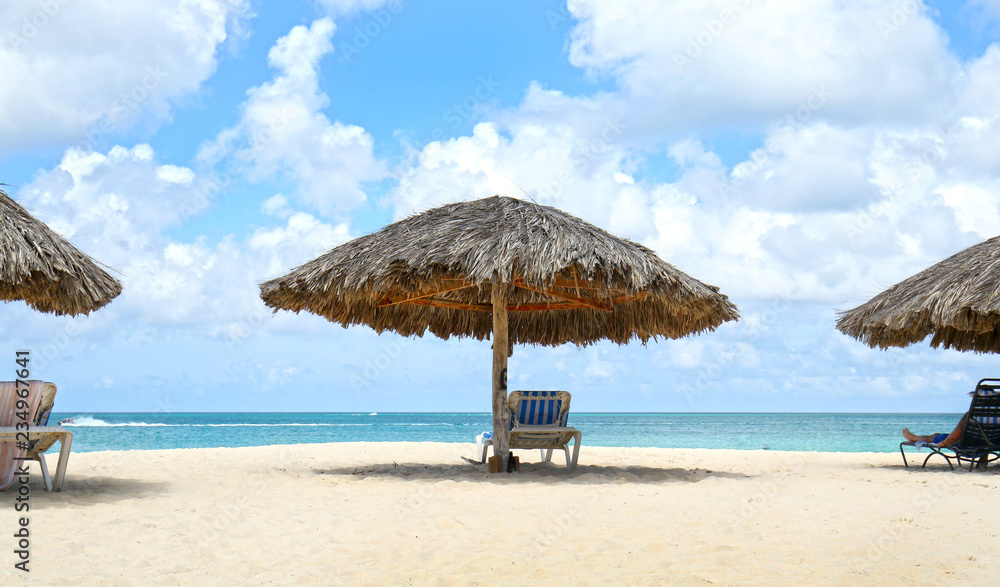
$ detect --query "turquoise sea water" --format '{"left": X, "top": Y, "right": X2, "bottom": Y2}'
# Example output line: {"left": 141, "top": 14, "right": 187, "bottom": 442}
{"left": 49, "top": 412, "right": 964, "bottom": 454}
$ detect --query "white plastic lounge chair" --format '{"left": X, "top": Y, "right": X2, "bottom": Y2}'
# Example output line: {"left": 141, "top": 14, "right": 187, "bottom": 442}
{"left": 0, "top": 381, "right": 73, "bottom": 491}
{"left": 478, "top": 390, "right": 582, "bottom": 470}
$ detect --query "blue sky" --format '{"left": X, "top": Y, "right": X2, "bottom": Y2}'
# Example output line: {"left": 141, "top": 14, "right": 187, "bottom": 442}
{"left": 3, "top": 0, "right": 1000, "bottom": 413}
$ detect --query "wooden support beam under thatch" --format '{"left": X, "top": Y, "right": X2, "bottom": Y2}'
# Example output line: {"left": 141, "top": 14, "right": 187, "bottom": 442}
{"left": 512, "top": 281, "right": 613, "bottom": 312}
{"left": 404, "top": 298, "right": 612, "bottom": 312}
{"left": 491, "top": 285, "right": 510, "bottom": 471}
{"left": 377, "top": 280, "right": 477, "bottom": 307}
{"left": 611, "top": 292, "right": 650, "bottom": 305}
{"left": 516, "top": 277, "right": 622, "bottom": 291}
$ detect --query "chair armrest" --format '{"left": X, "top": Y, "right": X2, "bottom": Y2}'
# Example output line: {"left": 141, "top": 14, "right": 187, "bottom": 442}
{"left": 511, "top": 426, "right": 579, "bottom": 432}
{"left": 0, "top": 425, "right": 71, "bottom": 437}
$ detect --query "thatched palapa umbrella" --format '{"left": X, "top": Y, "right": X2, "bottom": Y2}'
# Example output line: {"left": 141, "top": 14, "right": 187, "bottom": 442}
{"left": 837, "top": 235, "right": 1000, "bottom": 352}
{"left": 1, "top": 189, "right": 121, "bottom": 315}
{"left": 261, "top": 196, "right": 739, "bottom": 469}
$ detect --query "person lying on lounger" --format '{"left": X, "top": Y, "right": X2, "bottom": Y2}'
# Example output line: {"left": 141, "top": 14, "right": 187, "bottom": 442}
{"left": 902, "top": 412, "right": 969, "bottom": 446}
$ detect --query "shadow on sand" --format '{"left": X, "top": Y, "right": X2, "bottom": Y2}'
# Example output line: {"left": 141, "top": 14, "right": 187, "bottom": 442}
{"left": 313, "top": 460, "right": 752, "bottom": 484}
{"left": 15, "top": 475, "right": 171, "bottom": 509}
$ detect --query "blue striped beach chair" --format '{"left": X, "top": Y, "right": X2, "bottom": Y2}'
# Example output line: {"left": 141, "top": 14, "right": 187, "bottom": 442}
{"left": 900, "top": 378, "right": 1000, "bottom": 471}
{"left": 477, "top": 390, "right": 582, "bottom": 470}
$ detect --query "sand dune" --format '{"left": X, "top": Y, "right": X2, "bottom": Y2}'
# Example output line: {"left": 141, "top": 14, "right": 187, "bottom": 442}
{"left": 2, "top": 442, "right": 998, "bottom": 585}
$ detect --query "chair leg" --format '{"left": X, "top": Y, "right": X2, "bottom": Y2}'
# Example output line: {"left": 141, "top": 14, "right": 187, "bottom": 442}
{"left": 542, "top": 449, "right": 553, "bottom": 462}
{"left": 52, "top": 431, "right": 72, "bottom": 491}
{"left": 35, "top": 454, "right": 52, "bottom": 492}
{"left": 569, "top": 432, "right": 581, "bottom": 471}
{"left": 899, "top": 443, "right": 909, "bottom": 468}
{"left": 481, "top": 442, "right": 491, "bottom": 464}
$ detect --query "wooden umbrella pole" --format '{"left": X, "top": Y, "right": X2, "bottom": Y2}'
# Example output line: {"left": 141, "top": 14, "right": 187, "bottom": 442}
{"left": 491, "top": 284, "right": 510, "bottom": 472}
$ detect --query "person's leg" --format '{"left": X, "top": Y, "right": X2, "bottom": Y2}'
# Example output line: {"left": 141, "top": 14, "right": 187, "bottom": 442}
{"left": 937, "top": 412, "right": 969, "bottom": 446}
{"left": 902, "top": 428, "right": 941, "bottom": 442}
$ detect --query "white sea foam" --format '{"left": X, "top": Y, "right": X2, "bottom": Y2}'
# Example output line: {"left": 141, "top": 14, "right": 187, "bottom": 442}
{"left": 202, "top": 423, "right": 374, "bottom": 427}
{"left": 62, "top": 416, "right": 168, "bottom": 427}
{"left": 388, "top": 423, "right": 455, "bottom": 426}
{"left": 60, "top": 417, "right": 374, "bottom": 428}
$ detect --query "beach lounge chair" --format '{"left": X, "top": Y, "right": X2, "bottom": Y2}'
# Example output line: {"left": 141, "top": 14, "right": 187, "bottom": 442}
{"left": 900, "top": 378, "right": 1000, "bottom": 471}
{"left": 0, "top": 381, "right": 73, "bottom": 491}
{"left": 478, "top": 390, "right": 582, "bottom": 470}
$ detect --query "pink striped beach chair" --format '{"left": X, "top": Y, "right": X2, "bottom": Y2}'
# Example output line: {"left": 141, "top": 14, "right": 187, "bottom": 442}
{"left": 0, "top": 381, "right": 73, "bottom": 491}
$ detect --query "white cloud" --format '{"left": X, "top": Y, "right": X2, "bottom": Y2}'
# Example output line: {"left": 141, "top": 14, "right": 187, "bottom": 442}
{"left": 13, "top": 142, "right": 350, "bottom": 338}
{"left": 390, "top": 95, "right": 1000, "bottom": 304}
{"left": 313, "top": 0, "right": 398, "bottom": 16}
{"left": 0, "top": 0, "right": 251, "bottom": 155}
{"left": 390, "top": 119, "right": 656, "bottom": 239}
{"left": 250, "top": 210, "right": 352, "bottom": 278}
{"left": 198, "top": 18, "right": 385, "bottom": 217}
{"left": 583, "top": 349, "right": 615, "bottom": 379}
{"left": 968, "top": 0, "right": 1000, "bottom": 23}
{"left": 938, "top": 183, "right": 1000, "bottom": 237}
{"left": 563, "top": 0, "right": 958, "bottom": 134}
{"left": 733, "top": 124, "right": 879, "bottom": 212}
{"left": 376, "top": 2, "right": 1000, "bottom": 311}
{"left": 261, "top": 194, "right": 293, "bottom": 218}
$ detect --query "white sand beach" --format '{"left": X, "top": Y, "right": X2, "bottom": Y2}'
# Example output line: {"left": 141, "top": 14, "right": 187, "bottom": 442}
{"left": 2, "top": 443, "right": 998, "bottom": 585}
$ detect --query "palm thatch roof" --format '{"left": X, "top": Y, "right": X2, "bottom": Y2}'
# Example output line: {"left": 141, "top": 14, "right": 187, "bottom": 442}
{"left": 837, "top": 234, "right": 1000, "bottom": 352}
{"left": 260, "top": 196, "right": 739, "bottom": 346}
{"left": 1, "top": 189, "right": 122, "bottom": 316}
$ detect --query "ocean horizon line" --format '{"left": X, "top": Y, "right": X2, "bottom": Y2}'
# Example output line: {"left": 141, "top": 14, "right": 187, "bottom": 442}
{"left": 48, "top": 412, "right": 957, "bottom": 454}
{"left": 51, "top": 410, "right": 965, "bottom": 415}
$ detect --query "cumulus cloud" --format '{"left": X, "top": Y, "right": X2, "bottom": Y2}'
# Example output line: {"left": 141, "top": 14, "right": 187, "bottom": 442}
{"left": 968, "top": 0, "right": 1000, "bottom": 24}
{"left": 198, "top": 18, "right": 385, "bottom": 217}
{"left": 313, "top": 0, "right": 398, "bottom": 16}
{"left": 385, "top": 0, "right": 1000, "bottom": 309}
{"left": 641, "top": 118, "right": 1000, "bottom": 301}
{"left": 389, "top": 110, "right": 1000, "bottom": 304}
{"left": 13, "top": 142, "right": 351, "bottom": 339}
{"left": 0, "top": 0, "right": 251, "bottom": 155}
{"left": 562, "top": 0, "right": 958, "bottom": 135}
{"left": 390, "top": 119, "right": 655, "bottom": 239}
